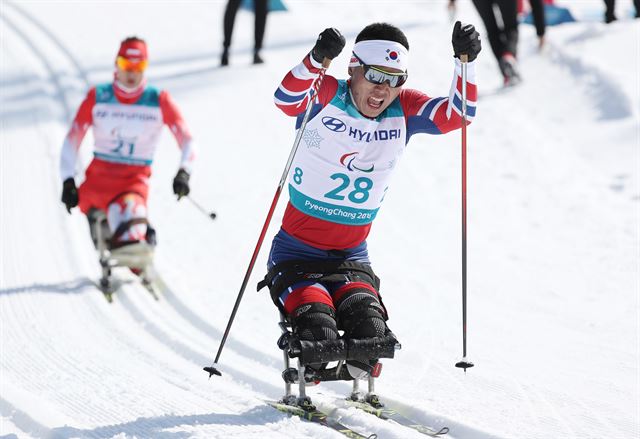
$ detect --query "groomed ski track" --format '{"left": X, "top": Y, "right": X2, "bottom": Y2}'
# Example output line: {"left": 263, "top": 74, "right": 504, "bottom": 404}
{"left": 1, "top": 1, "right": 637, "bottom": 438}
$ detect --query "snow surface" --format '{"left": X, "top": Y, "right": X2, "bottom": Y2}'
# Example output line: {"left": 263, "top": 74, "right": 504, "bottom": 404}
{"left": 1, "top": 0, "right": 638, "bottom": 438}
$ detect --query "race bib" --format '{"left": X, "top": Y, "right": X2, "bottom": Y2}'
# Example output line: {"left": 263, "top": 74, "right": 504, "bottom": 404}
{"left": 288, "top": 81, "right": 406, "bottom": 225}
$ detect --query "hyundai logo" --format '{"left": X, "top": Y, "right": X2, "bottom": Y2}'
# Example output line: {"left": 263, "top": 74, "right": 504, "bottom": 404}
{"left": 322, "top": 116, "right": 346, "bottom": 132}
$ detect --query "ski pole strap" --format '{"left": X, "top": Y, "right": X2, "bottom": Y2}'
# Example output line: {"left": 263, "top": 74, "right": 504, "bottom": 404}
{"left": 257, "top": 259, "right": 381, "bottom": 313}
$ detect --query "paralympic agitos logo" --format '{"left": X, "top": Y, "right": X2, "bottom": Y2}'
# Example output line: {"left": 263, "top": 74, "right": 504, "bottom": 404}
{"left": 340, "top": 152, "right": 374, "bottom": 173}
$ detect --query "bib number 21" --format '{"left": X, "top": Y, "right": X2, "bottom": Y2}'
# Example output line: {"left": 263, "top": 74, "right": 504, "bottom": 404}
{"left": 324, "top": 173, "right": 373, "bottom": 204}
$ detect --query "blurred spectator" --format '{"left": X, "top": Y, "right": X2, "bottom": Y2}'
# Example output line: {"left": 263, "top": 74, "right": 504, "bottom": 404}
{"left": 520, "top": 0, "right": 547, "bottom": 49}
{"left": 449, "top": 0, "right": 523, "bottom": 86}
{"left": 221, "top": 0, "right": 268, "bottom": 66}
{"left": 603, "top": 0, "right": 640, "bottom": 23}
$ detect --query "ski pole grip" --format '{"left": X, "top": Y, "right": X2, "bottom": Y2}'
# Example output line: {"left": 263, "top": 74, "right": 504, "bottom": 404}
{"left": 460, "top": 54, "right": 469, "bottom": 63}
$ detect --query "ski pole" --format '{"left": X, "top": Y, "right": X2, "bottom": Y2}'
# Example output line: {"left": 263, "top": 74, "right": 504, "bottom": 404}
{"left": 186, "top": 195, "right": 217, "bottom": 220}
{"left": 455, "top": 53, "right": 474, "bottom": 372}
{"left": 204, "top": 58, "right": 332, "bottom": 378}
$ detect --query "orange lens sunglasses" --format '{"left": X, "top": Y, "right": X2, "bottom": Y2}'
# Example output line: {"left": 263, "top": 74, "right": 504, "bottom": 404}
{"left": 116, "top": 56, "right": 148, "bottom": 72}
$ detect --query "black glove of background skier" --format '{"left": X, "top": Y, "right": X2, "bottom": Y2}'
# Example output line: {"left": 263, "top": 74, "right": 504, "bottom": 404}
{"left": 61, "top": 178, "right": 78, "bottom": 213}
{"left": 172, "top": 169, "right": 190, "bottom": 200}
{"left": 311, "top": 28, "right": 346, "bottom": 64}
{"left": 452, "top": 21, "right": 481, "bottom": 62}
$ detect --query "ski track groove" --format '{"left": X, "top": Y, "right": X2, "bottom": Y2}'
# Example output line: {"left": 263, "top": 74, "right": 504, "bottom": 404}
{"left": 0, "top": 247, "right": 218, "bottom": 427}
{"left": 1, "top": 0, "right": 90, "bottom": 275}
{"left": 3, "top": 312, "right": 122, "bottom": 426}
{"left": 540, "top": 380, "right": 619, "bottom": 439}
{"left": 545, "top": 33, "right": 632, "bottom": 121}
{"left": 526, "top": 382, "right": 579, "bottom": 439}
{"left": 4, "top": 0, "right": 91, "bottom": 89}
{"left": 119, "top": 282, "right": 215, "bottom": 354}
{"left": 0, "top": 7, "right": 72, "bottom": 121}
{"left": 89, "top": 293, "right": 240, "bottom": 412}
{"left": 508, "top": 377, "right": 545, "bottom": 436}
{"left": 155, "top": 276, "right": 282, "bottom": 369}
{"left": 3, "top": 223, "right": 234, "bottom": 430}
{"left": 2, "top": 296, "right": 190, "bottom": 426}
{"left": 136, "top": 276, "right": 315, "bottom": 386}
{"left": 118, "top": 277, "right": 240, "bottom": 369}
{"left": 114, "top": 283, "right": 287, "bottom": 399}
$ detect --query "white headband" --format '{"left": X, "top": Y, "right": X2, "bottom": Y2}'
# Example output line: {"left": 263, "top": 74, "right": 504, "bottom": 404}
{"left": 349, "top": 40, "right": 409, "bottom": 72}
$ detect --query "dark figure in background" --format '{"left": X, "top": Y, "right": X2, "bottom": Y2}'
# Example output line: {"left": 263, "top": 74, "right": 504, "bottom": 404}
{"left": 473, "top": 0, "right": 521, "bottom": 85}
{"left": 604, "top": 0, "right": 640, "bottom": 23}
{"left": 221, "top": 0, "right": 268, "bottom": 66}
{"left": 449, "top": 0, "right": 523, "bottom": 86}
{"left": 526, "top": 0, "right": 547, "bottom": 49}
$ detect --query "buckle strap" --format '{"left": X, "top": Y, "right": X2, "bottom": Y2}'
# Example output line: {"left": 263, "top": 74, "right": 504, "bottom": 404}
{"left": 258, "top": 259, "right": 381, "bottom": 314}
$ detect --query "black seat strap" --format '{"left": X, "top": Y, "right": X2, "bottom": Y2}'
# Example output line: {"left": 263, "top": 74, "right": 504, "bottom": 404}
{"left": 258, "top": 259, "right": 381, "bottom": 313}
{"left": 110, "top": 218, "right": 148, "bottom": 248}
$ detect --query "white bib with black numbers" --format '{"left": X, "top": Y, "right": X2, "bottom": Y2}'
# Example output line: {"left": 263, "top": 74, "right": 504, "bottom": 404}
{"left": 288, "top": 80, "right": 406, "bottom": 226}
{"left": 91, "top": 84, "right": 164, "bottom": 166}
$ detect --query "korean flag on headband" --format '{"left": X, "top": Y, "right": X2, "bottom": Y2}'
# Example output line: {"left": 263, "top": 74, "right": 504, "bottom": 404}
{"left": 241, "top": 0, "right": 288, "bottom": 12}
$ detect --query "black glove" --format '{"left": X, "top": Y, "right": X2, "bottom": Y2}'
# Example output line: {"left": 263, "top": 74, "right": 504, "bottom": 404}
{"left": 172, "top": 169, "right": 190, "bottom": 200}
{"left": 452, "top": 21, "right": 481, "bottom": 62}
{"left": 311, "top": 28, "right": 346, "bottom": 64}
{"left": 61, "top": 178, "right": 78, "bottom": 213}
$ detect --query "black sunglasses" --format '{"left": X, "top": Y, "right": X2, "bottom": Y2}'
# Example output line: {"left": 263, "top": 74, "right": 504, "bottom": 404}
{"left": 352, "top": 53, "right": 408, "bottom": 88}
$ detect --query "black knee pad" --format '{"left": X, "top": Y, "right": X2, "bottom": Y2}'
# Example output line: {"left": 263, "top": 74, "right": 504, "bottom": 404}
{"left": 335, "top": 287, "right": 388, "bottom": 339}
{"left": 291, "top": 302, "right": 339, "bottom": 342}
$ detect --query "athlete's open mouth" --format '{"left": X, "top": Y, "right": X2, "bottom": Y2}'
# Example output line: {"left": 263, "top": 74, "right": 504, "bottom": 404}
{"left": 368, "top": 96, "right": 384, "bottom": 110}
